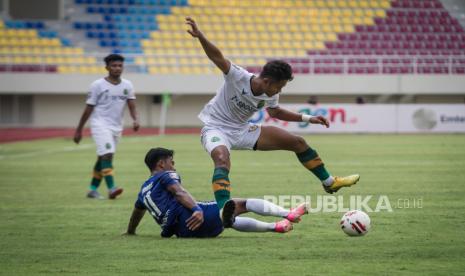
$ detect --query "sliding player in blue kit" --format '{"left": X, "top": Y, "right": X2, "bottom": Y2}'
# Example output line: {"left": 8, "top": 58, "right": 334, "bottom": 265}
{"left": 125, "top": 148, "right": 309, "bottom": 238}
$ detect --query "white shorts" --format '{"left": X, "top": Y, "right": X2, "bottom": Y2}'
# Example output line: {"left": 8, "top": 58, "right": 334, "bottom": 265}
{"left": 91, "top": 127, "right": 121, "bottom": 156}
{"left": 200, "top": 124, "right": 262, "bottom": 154}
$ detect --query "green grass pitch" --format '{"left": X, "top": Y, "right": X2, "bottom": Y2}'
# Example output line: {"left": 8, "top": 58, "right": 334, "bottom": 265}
{"left": 1, "top": 134, "right": 465, "bottom": 275}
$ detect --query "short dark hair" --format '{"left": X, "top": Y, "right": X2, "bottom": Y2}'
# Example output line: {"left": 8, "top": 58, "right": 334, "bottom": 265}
{"left": 259, "top": 60, "right": 294, "bottom": 82}
{"left": 144, "top": 147, "right": 174, "bottom": 171}
{"left": 104, "top": 54, "right": 125, "bottom": 66}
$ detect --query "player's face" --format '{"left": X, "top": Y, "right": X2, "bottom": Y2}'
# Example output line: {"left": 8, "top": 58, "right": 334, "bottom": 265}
{"left": 106, "top": 60, "right": 123, "bottom": 78}
{"left": 263, "top": 79, "right": 288, "bottom": 97}
{"left": 162, "top": 156, "right": 176, "bottom": 171}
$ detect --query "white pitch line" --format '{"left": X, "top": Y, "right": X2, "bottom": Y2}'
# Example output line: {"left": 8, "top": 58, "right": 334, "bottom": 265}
{"left": 0, "top": 144, "right": 94, "bottom": 160}
{"left": 0, "top": 135, "right": 161, "bottom": 160}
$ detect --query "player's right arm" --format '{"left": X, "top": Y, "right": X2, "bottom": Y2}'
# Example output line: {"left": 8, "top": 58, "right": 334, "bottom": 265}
{"left": 186, "top": 16, "right": 231, "bottom": 74}
{"left": 166, "top": 183, "right": 204, "bottom": 231}
{"left": 73, "top": 104, "right": 94, "bottom": 144}
{"left": 125, "top": 206, "right": 146, "bottom": 235}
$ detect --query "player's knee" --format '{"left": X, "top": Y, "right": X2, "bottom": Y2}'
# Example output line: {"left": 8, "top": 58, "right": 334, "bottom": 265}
{"left": 294, "top": 135, "right": 308, "bottom": 151}
{"left": 213, "top": 153, "right": 230, "bottom": 168}
{"left": 233, "top": 199, "right": 248, "bottom": 215}
{"left": 100, "top": 153, "right": 113, "bottom": 161}
{"left": 212, "top": 148, "right": 230, "bottom": 168}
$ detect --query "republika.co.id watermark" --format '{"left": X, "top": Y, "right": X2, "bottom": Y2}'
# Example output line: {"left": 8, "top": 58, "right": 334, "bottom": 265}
{"left": 263, "top": 195, "right": 423, "bottom": 213}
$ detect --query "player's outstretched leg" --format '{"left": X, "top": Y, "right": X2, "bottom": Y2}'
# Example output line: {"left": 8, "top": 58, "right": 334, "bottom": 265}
{"left": 245, "top": 199, "right": 308, "bottom": 223}
{"left": 231, "top": 217, "right": 293, "bottom": 233}
{"left": 210, "top": 146, "right": 232, "bottom": 209}
{"left": 87, "top": 158, "right": 104, "bottom": 199}
{"left": 296, "top": 147, "right": 360, "bottom": 193}
{"left": 256, "top": 126, "right": 359, "bottom": 194}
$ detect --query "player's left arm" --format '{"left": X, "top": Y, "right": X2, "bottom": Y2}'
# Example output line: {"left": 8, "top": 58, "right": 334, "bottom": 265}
{"left": 166, "top": 183, "right": 204, "bottom": 231}
{"left": 267, "top": 107, "right": 330, "bottom": 128}
{"left": 127, "top": 99, "right": 140, "bottom": 131}
{"left": 125, "top": 206, "right": 146, "bottom": 235}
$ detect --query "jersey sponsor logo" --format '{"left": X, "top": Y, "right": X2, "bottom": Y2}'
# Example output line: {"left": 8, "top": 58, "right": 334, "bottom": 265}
{"left": 230, "top": 95, "right": 256, "bottom": 113}
{"left": 169, "top": 172, "right": 179, "bottom": 180}
{"left": 248, "top": 125, "right": 259, "bottom": 132}
{"left": 211, "top": 136, "right": 221, "bottom": 142}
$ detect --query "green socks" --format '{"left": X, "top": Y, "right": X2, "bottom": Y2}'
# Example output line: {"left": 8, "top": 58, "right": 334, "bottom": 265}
{"left": 90, "top": 160, "right": 102, "bottom": 191}
{"left": 296, "top": 148, "right": 331, "bottom": 182}
{"left": 212, "top": 167, "right": 231, "bottom": 209}
{"left": 101, "top": 159, "right": 115, "bottom": 190}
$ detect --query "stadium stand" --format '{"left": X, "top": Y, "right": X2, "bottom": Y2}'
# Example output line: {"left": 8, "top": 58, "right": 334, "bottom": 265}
{"left": 0, "top": 18, "right": 104, "bottom": 74}
{"left": 1, "top": 0, "right": 464, "bottom": 74}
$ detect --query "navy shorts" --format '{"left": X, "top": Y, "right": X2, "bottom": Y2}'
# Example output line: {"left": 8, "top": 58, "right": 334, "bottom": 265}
{"left": 175, "top": 201, "right": 224, "bottom": 238}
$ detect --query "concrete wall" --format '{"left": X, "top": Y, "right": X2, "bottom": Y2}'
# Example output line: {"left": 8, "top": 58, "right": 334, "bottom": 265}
{"left": 1, "top": 73, "right": 465, "bottom": 95}
{"left": 29, "top": 94, "right": 213, "bottom": 127}
{"left": 13, "top": 93, "right": 462, "bottom": 127}
{"left": 1, "top": 74, "right": 464, "bottom": 127}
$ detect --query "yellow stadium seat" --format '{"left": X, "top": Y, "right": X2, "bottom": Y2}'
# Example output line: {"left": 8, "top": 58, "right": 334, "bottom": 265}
{"left": 314, "top": 41, "right": 325, "bottom": 50}
{"left": 337, "top": 1, "right": 347, "bottom": 8}
{"left": 303, "top": 41, "right": 314, "bottom": 49}
{"left": 364, "top": 18, "right": 374, "bottom": 25}
{"left": 353, "top": 17, "right": 363, "bottom": 25}
{"left": 370, "top": 1, "right": 380, "bottom": 8}
{"left": 315, "top": 33, "right": 326, "bottom": 41}
{"left": 79, "top": 66, "right": 92, "bottom": 74}
{"left": 322, "top": 25, "right": 332, "bottom": 33}
{"left": 326, "top": 33, "right": 338, "bottom": 41}
{"left": 376, "top": 9, "right": 386, "bottom": 18}
{"left": 354, "top": 9, "right": 364, "bottom": 17}
{"left": 365, "top": 10, "right": 375, "bottom": 17}
{"left": 344, "top": 25, "right": 355, "bottom": 33}
{"left": 359, "top": 1, "right": 369, "bottom": 8}
{"left": 343, "top": 9, "right": 353, "bottom": 17}
{"left": 380, "top": 1, "right": 391, "bottom": 9}
{"left": 310, "top": 25, "right": 321, "bottom": 32}
{"left": 58, "top": 65, "right": 70, "bottom": 73}
{"left": 315, "top": 0, "right": 326, "bottom": 8}
{"left": 148, "top": 66, "right": 158, "bottom": 74}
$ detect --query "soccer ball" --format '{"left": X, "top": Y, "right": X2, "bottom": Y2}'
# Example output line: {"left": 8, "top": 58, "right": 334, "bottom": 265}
{"left": 340, "top": 210, "right": 371, "bottom": 236}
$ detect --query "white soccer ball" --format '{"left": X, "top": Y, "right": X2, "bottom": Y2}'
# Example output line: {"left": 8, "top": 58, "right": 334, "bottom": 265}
{"left": 340, "top": 210, "right": 371, "bottom": 236}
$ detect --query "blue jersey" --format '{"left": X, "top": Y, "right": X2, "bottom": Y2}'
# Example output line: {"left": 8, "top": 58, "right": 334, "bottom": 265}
{"left": 135, "top": 171, "right": 223, "bottom": 238}
{"left": 135, "top": 171, "right": 184, "bottom": 236}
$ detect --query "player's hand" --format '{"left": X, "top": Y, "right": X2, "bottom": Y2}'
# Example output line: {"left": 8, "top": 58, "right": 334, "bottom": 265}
{"left": 133, "top": 121, "right": 140, "bottom": 132}
{"left": 186, "top": 17, "right": 202, "bottom": 38}
{"left": 309, "top": 115, "right": 330, "bottom": 128}
{"left": 186, "top": 210, "right": 204, "bottom": 231}
{"left": 73, "top": 130, "right": 82, "bottom": 144}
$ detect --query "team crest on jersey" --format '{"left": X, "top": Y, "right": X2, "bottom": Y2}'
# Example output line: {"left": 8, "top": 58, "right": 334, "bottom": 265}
{"left": 257, "top": 100, "right": 265, "bottom": 109}
{"left": 211, "top": 136, "right": 221, "bottom": 142}
{"left": 248, "top": 125, "right": 259, "bottom": 132}
{"left": 105, "top": 143, "right": 111, "bottom": 149}
{"left": 123, "top": 89, "right": 128, "bottom": 95}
